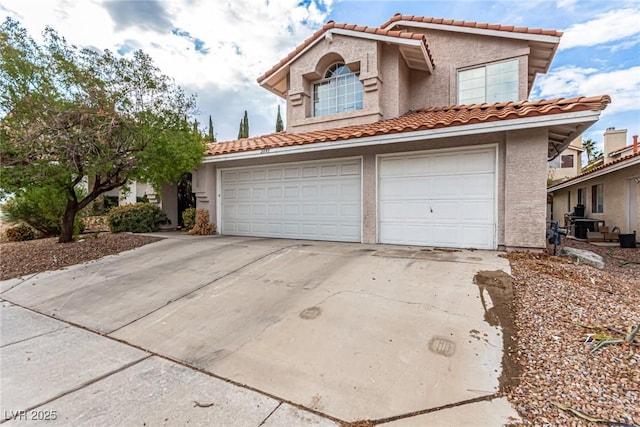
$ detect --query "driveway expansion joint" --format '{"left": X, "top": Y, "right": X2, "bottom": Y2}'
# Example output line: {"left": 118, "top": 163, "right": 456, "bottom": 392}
{"left": 1, "top": 355, "right": 152, "bottom": 423}
{"left": 370, "top": 393, "right": 501, "bottom": 425}
{"left": 0, "top": 325, "right": 69, "bottom": 349}
{"left": 258, "top": 402, "right": 282, "bottom": 426}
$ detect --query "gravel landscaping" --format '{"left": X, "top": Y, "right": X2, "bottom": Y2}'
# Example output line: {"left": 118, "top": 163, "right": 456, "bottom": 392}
{"left": 505, "top": 238, "right": 639, "bottom": 426}
{"left": 0, "top": 233, "right": 163, "bottom": 280}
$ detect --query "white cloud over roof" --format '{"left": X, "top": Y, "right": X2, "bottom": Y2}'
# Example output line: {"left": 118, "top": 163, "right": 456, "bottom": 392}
{"left": 560, "top": 8, "right": 640, "bottom": 50}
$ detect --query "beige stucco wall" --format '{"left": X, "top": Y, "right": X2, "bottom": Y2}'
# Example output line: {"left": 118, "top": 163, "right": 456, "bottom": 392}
{"left": 283, "top": 29, "right": 531, "bottom": 134}
{"left": 193, "top": 164, "right": 217, "bottom": 225}
{"left": 504, "top": 128, "right": 549, "bottom": 249}
{"left": 198, "top": 131, "right": 557, "bottom": 249}
{"left": 551, "top": 164, "right": 640, "bottom": 234}
{"left": 406, "top": 30, "right": 530, "bottom": 109}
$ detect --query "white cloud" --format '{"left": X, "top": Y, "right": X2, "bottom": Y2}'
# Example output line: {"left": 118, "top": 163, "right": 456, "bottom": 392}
{"left": 2, "top": 0, "right": 332, "bottom": 139}
{"left": 556, "top": 0, "right": 577, "bottom": 9}
{"left": 534, "top": 65, "right": 640, "bottom": 116}
{"left": 560, "top": 8, "right": 640, "bottom": 50}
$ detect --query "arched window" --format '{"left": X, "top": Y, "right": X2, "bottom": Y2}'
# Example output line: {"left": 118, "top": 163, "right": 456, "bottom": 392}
{"left": 313, "top": 63, "right": 363, "bottom": 117}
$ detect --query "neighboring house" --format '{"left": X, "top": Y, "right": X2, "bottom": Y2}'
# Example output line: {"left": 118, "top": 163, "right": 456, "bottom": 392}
{"left": 548, "top": 130, "right": 640, "bottom": 237}
{"left": 548, "top": 135, "right": 584, "bottom": 183}
{"left": 170, "top": 14, "right": 609, "bottom": 251}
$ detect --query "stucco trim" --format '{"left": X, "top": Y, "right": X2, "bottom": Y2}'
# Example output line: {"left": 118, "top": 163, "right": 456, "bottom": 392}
{"left": 374, "top": 143, "right": 499, "bottom": 248}
{"left": 385, "top": 20, "right": 561, "bottom": 43}
{"left": 548, "top": 156, "right": 640, "bottom": 192}
{"left": 203, "top": 109, "right": 601, "bottom": 164}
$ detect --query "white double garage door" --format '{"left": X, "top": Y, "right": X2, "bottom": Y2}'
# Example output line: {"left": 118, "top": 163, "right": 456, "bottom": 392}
{"left": 220, "top": 147, "right": 496, "bottom": 249}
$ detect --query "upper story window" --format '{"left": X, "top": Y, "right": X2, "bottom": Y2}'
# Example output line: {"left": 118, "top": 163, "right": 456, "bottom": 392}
{"left": 313, "top": 63, "right": 363, "bottom": 117}
{"left": 549, "top": 154, "right": 574, "bottom": 169}
{"left": 458, "top": 59, "right": 518, "bottom": 105}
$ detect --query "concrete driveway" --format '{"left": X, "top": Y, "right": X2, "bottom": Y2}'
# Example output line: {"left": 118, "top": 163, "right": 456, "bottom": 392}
{"left": 1, "top": 234, "right": 520, "bottom": 425}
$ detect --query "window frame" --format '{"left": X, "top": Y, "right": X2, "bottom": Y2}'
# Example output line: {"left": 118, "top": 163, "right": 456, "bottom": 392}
{"left": 577, "top": 187, "right": 586, "bottom": 206}
{"left": 591, "top": 183, "right": 604, "bottom": 213}
{"left": 312, "top": 63, "right": 364, "bottom": 117}
{"left": 457, "top": 59, "right": 519, "bottom": 105}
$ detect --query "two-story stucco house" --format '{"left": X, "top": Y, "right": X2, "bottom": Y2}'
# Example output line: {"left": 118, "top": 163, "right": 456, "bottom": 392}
{"left": 177, "top": 14, "right": 609, "bottom": 251}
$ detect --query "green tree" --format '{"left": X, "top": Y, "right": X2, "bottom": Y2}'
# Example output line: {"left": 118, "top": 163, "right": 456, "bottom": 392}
{"left": 275, "top": 105, "right": 284, "bottom": 132}
{"left": 0, "top": 18, "right": 204, "bottom": 242}
{"left": 208, "top": 115, "right": 215, "bottom": 142}
{"left": 237, "top": 110, "right": 249, "bottom": 139}
{"left": 582, "top": 138, "right": 597, "bottom": 163}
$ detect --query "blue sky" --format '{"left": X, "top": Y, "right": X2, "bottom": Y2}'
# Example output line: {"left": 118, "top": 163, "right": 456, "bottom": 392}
{"left": 2, "top": 0, "right": 639, "bottom": 151}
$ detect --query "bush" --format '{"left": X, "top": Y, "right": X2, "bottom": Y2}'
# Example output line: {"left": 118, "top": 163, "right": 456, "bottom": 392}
{"left": 107, "top": 203, "right": 169, "bottom": 233}
{"left": 188, "top": 209, "right": 215, "bottom": 235}
{"left": 5, "top": 224, "right": 38, "bottom": 242}
{"left": 182, "top": 207, "right": 196, "bottom": 230}
{"left": 2, "top": 185, "right": 86, "bottom": 237}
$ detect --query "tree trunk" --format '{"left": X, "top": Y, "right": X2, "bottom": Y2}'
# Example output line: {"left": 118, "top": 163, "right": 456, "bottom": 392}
{"left": 58, "top": 201, "right": 79, "bottom": 243}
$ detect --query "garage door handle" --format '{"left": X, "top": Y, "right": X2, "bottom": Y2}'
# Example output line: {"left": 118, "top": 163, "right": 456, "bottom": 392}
{"left": 430, "top": 207, "right": 433, "bottom": 213}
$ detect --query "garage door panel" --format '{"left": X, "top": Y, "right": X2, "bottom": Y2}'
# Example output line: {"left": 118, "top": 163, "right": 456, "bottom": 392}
{"left": 461, "top": 151, "right": 494, "bottom": 171}
{"left": 222, "top": 159, "right": 361, "bottom": 242}
{"left": 267, "top": 169, "right": 282, "bottom": 180}
{"left": 462, "top": 175, "right": 494, "bottom": 195}
{"left": 342, "top": 163, "right": 360, "bottom": 176}
{"left": 462, "top": 225, "right": 494, "bottom": 247}
{"left": 432, "top": 225, "right": 460, "bottom": 245}
{"left": 321, "top": 165, "right": 338, "bottom": 176}
{"left": 461, "top": 201, "right": 494, "bottom": 221}
{"left": 341, "top": 203, "right": 360, "bottom": 217}
{"left": 379, "top": 148, "right": 496, "bottom": 249}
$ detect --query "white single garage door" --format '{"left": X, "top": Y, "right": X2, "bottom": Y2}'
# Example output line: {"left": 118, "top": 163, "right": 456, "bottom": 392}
{"left": 221, "top": 158, "right": 361, "bottom": 242}
{"left": 379, "top": 147, "right": 496, "bottom": 249}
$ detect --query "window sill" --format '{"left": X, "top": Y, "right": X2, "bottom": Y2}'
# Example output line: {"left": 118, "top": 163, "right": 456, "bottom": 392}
{"left": 294, "top": 109, "right": 381, "bottom": 127}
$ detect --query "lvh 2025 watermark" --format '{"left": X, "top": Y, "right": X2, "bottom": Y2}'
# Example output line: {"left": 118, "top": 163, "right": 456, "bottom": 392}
{"left": 3, "top": 410, "right": 58, "bottom": 421}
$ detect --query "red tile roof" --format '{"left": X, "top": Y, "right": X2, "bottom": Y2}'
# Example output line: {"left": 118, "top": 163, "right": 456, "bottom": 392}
{"left": 549, "top": 150, "right": 640, "bottom": 189}
{"left": 381, "top": 13, "right": 563, "bottom": 37}
{"left": 205, "top": 96, "right": 610, "bottom": 157}
{"left": 609, "top": 144, "right": 635, "bottom": 156}
{"left": 257, "top": 21, "right": 434, "bottom": 84}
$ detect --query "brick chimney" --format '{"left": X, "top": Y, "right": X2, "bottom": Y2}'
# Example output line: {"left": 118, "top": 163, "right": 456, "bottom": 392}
{"left": 634, "top": 135, "right": 638, "bottom": 154}
{"left": 603, "top": 127, "right": 628, "bottom": 164}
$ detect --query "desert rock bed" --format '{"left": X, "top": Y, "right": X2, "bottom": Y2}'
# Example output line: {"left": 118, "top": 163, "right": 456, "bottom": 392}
{"left": 505, "top": 239, "right": 639, "bottom": 426}
{"left": 0, "top": 233, "right": 162, "bottom": 280}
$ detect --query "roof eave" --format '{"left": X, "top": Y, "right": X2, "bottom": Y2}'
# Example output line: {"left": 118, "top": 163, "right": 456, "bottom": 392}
{"left": 258, "top": 27, "right": 434, "bottom": 94}
{"left": 384, "top": 20, "right": 562, "bottom": 44}
{"left": 204, "top": 109, "right": 603, "bottom": 164}
{"left": 548, "top": 155, "right": 640, "bottom": 192}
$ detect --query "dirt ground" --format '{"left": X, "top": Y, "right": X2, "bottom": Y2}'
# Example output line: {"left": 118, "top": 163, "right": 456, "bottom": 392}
{"left": 0, "top": 233, "right": 162, "bottom": 280}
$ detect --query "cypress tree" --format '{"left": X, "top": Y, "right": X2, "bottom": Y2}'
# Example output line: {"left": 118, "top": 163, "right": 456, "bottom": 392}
{"left": 275, "top": 105, "right": 284, "bottom": 132}
{"left": 208, "top": 115, "right": 215, "bottom": 142}
{"left": 243, "top": 110, "right": 249, "bottom": 138}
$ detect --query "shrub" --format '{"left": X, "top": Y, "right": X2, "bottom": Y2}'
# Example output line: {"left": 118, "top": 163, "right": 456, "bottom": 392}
{"left": 5, "top": 224, "right": 38, "bottom": 242}
{"left": 2, "top": 185, "right": 86, "bottom": 237}
{"left": 182, "top": 207, "right": 196, "bottom": 230}
{"left": 107, "top": 203, "right": 169, "bottom": 233}
{"left": 188, "top": 209, "right": 215, "bottom": 235}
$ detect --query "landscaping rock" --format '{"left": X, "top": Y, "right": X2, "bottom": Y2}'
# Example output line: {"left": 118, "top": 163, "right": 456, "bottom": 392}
{"left": 559, "top": 246, "right": 605, "bottom": 269}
